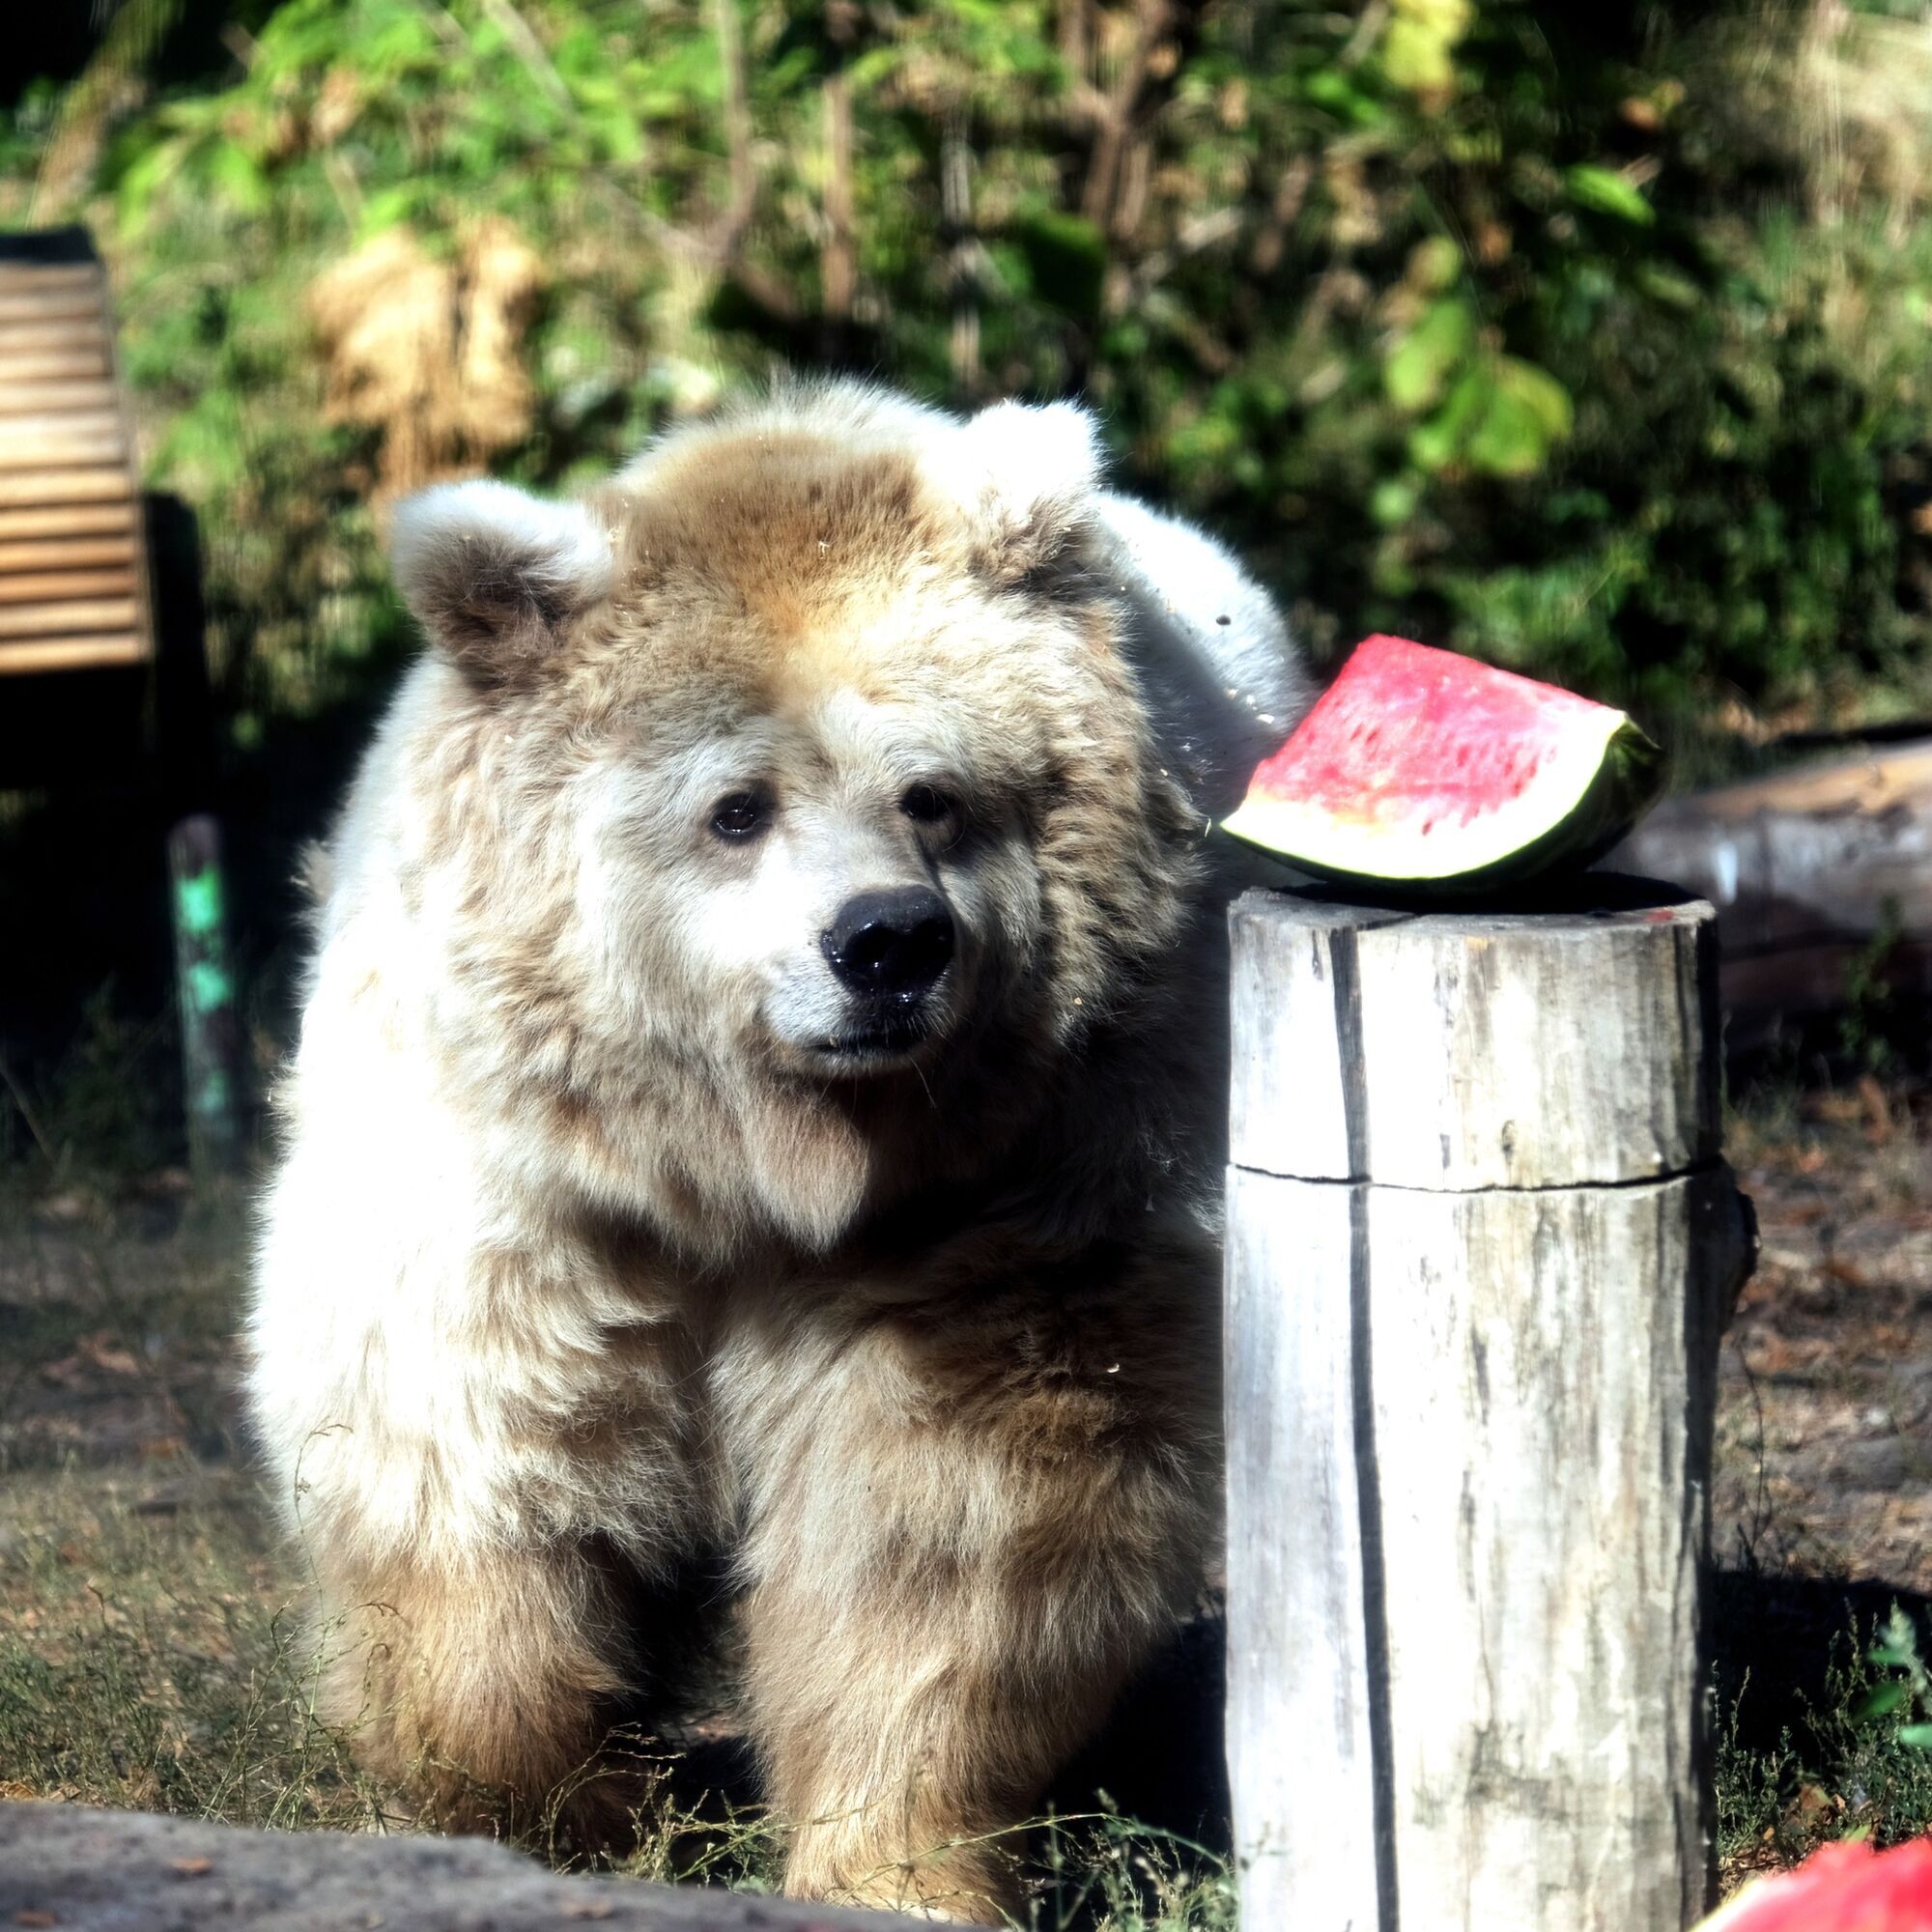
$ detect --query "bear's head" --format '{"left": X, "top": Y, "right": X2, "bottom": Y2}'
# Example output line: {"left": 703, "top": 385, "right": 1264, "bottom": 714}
{"left": 384, "top": 384, "right": 1203, "bottom": 1253}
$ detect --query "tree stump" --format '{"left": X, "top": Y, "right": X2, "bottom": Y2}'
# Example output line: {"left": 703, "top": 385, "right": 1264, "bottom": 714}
{"left": 1224, "top": 882, "right": 1755, "bottom": 1932}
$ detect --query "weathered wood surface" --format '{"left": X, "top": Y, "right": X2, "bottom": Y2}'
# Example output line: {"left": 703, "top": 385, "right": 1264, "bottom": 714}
{"left": 0, "top": 1803, "right": 924, "bottom": 1931}
{"left": 1609, "top": 740, "right": 1932, "bottom": 1042}
{"left": 1224, "top": 1165, "right": 1384, "bottom": 1932}
{"left": 1230, "top": 895, "right": 1718, "bottom": 1189}
{"left": 0, "top": 231, "right": 153, "bottom": 674}
{"left": 1226, "top": 884, "right": 1750, "bottom": 1932}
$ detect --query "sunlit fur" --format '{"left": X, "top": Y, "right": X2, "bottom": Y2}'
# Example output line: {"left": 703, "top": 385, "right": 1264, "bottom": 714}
{"left": 248, "top": 380, "right": 1309, "bottom": 1922}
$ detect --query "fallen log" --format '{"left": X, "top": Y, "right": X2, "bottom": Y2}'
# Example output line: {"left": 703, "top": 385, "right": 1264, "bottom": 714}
{"left": 1608, "top": 740, "right": 1932, "bottom": 1049}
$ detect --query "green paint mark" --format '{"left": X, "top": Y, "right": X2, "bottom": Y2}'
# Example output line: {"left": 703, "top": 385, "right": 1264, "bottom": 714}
{"left": 176, "top": 868, "right": 224, "bottom": 939}
{"left": 186, "top": 960, "right": 235, "bottom": 1013}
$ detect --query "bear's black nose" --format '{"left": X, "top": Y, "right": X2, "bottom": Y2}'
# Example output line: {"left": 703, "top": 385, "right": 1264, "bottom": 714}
{"left": 821, "top": 888, "right": 955, "bottom": 998}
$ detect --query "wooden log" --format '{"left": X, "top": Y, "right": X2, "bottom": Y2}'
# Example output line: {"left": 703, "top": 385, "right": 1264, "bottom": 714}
{"left": 1230, "top": 897, "right": 1718, "bottom": 1189}
{"left": 1225, "top": 1164, "right": 1385, "bottom": 1931}
{"left": 1614, "top": 743, "right": 1932, "bottom": 945}
{"left": 1608, "top": 740, "right": 1932, "bottom": 1044}
{"left": 1226, "top": 885, "right": 1753, "bottom": 1932}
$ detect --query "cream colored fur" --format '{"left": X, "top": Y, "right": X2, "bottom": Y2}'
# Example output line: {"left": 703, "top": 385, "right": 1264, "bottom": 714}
{"left": 248, "top": 379, "right": 1308, "bottom": 1923}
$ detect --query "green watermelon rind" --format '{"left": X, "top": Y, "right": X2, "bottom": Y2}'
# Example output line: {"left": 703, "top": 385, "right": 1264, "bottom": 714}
{"left": 1216, "top": 713, "right": 1662, "bottom": 895}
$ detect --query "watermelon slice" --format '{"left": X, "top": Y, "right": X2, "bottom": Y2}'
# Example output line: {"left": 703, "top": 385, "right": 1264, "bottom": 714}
{"left": 1692, "top": 1836, "right": 1932, "bottom": 1930}
{"left": 1217, "top": 635, "right": 1662, "bottom": 893}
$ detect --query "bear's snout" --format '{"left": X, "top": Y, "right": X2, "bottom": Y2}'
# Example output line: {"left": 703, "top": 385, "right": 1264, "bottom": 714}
{"left": 820, "top": 887, "right": 955, "bottom": 1000}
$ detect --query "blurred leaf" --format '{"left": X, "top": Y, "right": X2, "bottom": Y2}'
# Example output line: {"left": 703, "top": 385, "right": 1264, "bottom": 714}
{"left": 1383, "top": 0, "right": 1473, "bottom": 97}
{"left": 1410, "top": 365, "right": 1491, "bottom": 470}
{"left": 1857, "top": 1682, "right": 1913, "bottom": 1722}
{"left": 1566, "top": 163, "right": 1657, "bottom": 228}
{"left": 1370, "top": 475, "right": 1422, "bottom": 526}
{"left": 1385, "top": 297, "right": 1474, "bottom": 412}
{"left": 1408, "top": 236, "right": 1463, "bottom": 294}
{"left": 1464, "top": 400, "right": 1545, "bottom": 477}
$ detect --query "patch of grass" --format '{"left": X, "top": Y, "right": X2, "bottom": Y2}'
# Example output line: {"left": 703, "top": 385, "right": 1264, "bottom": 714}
{"left": 1717, "top": 1603, "right": 1932, "bottom": 1884}
{"left": 0, "top": 1464, "right": 383, "bottom": 1828}
{"left": 0, "top": 1455, "right": 1233, "bottom": 1928}
{"left": 1, "top": 983, "right": 183, "bottom": 1190}
{"left": 1026, "top": 1810, "right": 1238, "bottom": 1932}
{"left": 0, "top": 1186, "right": 1245, "bottom": 1926}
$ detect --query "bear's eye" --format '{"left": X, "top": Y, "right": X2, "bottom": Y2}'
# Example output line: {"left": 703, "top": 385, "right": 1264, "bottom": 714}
{"left": 710, "top": 791, "right": 771, "bottom": 840}
{"left": 900, "top": 784, "right": 954, "bottom": 826}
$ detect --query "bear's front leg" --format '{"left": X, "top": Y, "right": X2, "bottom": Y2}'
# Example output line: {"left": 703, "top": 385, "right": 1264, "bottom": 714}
{"left": 318, "top": 1538, "right": 640, "bottom": 1846}
{"left": 729, "top": 1241, "right": 1218, "bottom": 1924}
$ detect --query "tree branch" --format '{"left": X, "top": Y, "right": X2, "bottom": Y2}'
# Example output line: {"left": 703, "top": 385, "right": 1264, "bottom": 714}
{"left": 1108, "top": 202, "right": 1242, "bottom": 314}
{"left": 711, "top": 0, "right": 756, "bottom": 246}
{"left": 1248, "top": 154, "right": 1314, "bottom": 276}
{"left": 820, "top": 67, "right": 856, "bottom": 328}
{"left": 1058, "top": 0, "right": 1108, "bottom": 124}
{"left": 1079, "top": 0, "right": 1170, "bottom": 228}
{"left": 476, "top": 0, "right": 571, "bottom": 111}
{"left": 940, "top": 103, "right": 981, "bottom": 399}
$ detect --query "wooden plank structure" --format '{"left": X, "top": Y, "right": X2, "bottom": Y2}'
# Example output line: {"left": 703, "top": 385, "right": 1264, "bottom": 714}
{"left": 0, "top": 228, "right": 153, "bottom": 675}
{"left": 0, "top": 226, "right": 246, "bottom": 1174}
{"left": 1225, "top": 881, "right": 1756, "bottom": 1932}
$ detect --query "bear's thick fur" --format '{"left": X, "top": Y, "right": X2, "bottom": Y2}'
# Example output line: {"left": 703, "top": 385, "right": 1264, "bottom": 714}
{"left": 248, "top": 382, "right": 1308, "bottom": 1922}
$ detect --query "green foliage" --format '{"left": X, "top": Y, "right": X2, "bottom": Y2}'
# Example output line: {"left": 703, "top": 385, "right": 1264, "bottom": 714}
{"left": 30, "top": 984, "right": 180, "bottom": 1180}
{"left": 1718, "top": 1611, "right": 1932, "bottom": 1864}
{"left": 1030, "top": 1808, "right": 1238, "bottom": 1931}
{"left": 3, "top": 0, "right": 1931, "bottom": 758}
{"left": 1862, "top": 1604, "right": 1932, "bottom": 1753}
{"left": 1837, "top": 901, "right": 1911, "bottom": 1075}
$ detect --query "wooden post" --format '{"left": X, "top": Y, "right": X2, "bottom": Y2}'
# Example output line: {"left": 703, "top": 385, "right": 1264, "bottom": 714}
{"left": 1225, "top": 883, "right": 1754, "bottom": 1932}
{"left": 166, "top": 812, "right": 247, "bottom": 1175}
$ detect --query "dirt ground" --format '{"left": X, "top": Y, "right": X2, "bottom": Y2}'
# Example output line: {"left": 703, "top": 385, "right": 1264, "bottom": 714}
{"left": 5, "top": 1090, "right": 1925, "bottom": 1587}
{"left": 0, "top": 1078, "right": 1927, "bottom": 1904}
{"left": 1716, "top": 1081, "right": 1932, "bottom": 1597}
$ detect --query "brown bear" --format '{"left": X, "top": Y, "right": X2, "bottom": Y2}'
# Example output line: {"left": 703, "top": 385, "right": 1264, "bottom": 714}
{"left": 248, "top": 380, "right": 1307, "bottom": 1922}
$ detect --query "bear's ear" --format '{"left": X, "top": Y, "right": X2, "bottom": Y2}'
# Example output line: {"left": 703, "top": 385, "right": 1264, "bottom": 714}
{"left": 942, "top": 399, "right": 1105, "bottom": 586}
{"left": 387, "top": 480, "right": 613, "bottom": 689}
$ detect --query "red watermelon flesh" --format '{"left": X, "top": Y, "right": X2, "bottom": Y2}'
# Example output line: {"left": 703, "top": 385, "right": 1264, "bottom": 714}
{"left": 1692, "top": 1836, "right": 1932, "bottom": 1931}
{"left": 1217, "top": 635, "right": 1661, "bottom": 890}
